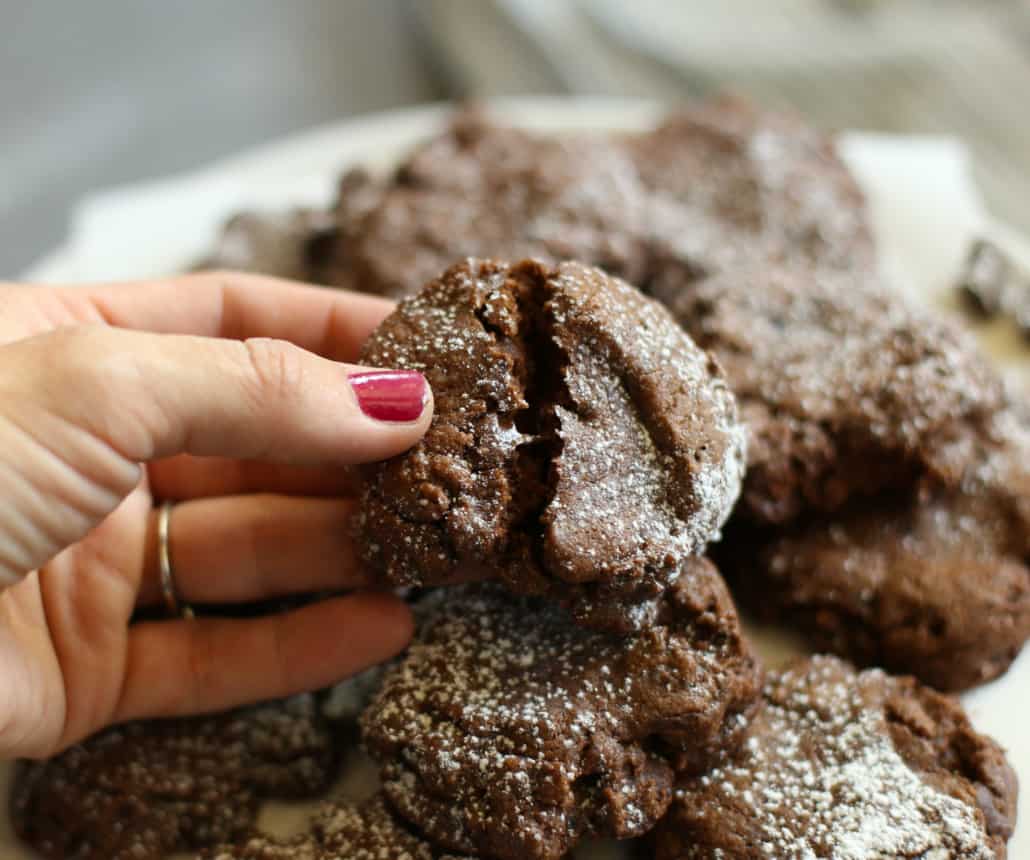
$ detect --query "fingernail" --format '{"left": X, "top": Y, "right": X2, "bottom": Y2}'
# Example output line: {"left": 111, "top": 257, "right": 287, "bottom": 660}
{"left": 349, "top": 370, "right": 428, "bottom": 423}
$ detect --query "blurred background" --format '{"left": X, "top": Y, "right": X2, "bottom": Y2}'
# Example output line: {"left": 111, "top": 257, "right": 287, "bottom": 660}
{"left": 4, "top": 0, "right": 1030, "bottom": 276}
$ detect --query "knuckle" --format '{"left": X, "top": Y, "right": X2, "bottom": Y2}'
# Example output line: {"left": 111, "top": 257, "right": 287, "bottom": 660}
{"left": 241, "top": 337, "right": 306, "bottom": 403}
{"left": 194, "top": 268, "right": 232, "bottom": 284}
{"left": 41, "top": 325, "right": 127, "bottom": 393}
{"left": 29, "top": 326, "right": 155, "bottom": 452}
{"left": 186, "top": 269, "right": 230, "bottom": 292}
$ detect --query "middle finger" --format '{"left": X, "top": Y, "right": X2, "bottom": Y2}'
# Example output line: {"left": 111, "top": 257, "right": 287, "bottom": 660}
{"left": 138, "top": 494, "right": 365, "bottom": 606}
{"left": 148, "top": 455, "right": 358, "bottom": 500}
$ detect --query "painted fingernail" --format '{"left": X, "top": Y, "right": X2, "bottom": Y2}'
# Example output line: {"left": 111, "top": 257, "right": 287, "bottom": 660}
{"left": 349, "top": 370, "right": 428, "bottom": 423}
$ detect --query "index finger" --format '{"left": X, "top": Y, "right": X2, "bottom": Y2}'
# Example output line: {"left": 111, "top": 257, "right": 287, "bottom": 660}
{"left": 53, "top": 271, "right": 395, "bottom": 362}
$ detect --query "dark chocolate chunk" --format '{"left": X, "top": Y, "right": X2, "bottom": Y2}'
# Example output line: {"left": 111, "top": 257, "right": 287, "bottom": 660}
{"left": 958, "top": 238, "right": 1014, "bottom": 318}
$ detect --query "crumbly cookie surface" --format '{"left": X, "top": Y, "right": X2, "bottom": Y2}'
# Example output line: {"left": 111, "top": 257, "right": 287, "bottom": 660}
{"left": 11, "top": 696, "right": 339, "bottom": 860}
{"left": 323, "top": 98, "right": 873, "bottom": 301}
{"left": 361, "top": 564, "right": 760, "bottom": 860}
{"left": 206, "top": 794, "right": 476, "bottom": 860}
{"left": 661, "top": 264, "right": 1005, "bottom": 524}
{"left": 358, "top": 258, "right": 745, "bottom": 628}
{"left": 723, "top": 409, "right": 1030, "bottom": 691}
{"left": 654, "top": 656, "right": 1018, "bottom": 859}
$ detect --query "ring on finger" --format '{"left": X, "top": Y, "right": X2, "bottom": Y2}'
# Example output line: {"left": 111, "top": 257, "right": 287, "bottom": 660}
{"left": 157, "top": 501, "right": 194, "bottom": 620}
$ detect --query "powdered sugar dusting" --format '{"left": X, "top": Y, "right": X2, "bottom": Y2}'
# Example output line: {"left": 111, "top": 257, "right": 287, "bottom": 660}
{"left": 744, "top": 399, "right": 1030, "bottom": 691}
{"left": 548, "top": 264, "right": 746, "bottom": 565}
{"left": 13, "top": 696, "right": 339, "bottom": 860}
{"left": 207, "top": 794, "right": 475, "bottom": 859}
{"left": 361, "top": 576, "right": 758, "bottom": 859}
{"left": 359, "top": 258, "right": 746, "bottom": 619}
{"left": 666, "top": 657, "right": 995, "bottom": 859}
{"left": 667, "top": 262, "right": 1006, "bottom": 523}
{"left": 334, "top": 98, "right": 875, "bottom": 303}
{"left": 315, "top": 795, "right": 476, "bottom": 860}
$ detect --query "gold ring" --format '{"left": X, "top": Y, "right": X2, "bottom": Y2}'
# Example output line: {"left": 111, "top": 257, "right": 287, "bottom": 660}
{"left": 157, "top": 501, "right": 194, "bottom": 620}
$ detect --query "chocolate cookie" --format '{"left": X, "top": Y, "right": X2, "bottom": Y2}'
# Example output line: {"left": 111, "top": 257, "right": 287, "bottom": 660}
{"left": 323, "top": 111, "right": 658, "bottom": 300}
{"left": 11, "top": 695, "right": 339, "bottom": 860}
{"left": 653, "top": 656, "right": 1018, "bottom": 859}
{"left": 197, "top": 209, "right": 339, "bottom": 281}
{"left": 658, "top": 264, "right": 1005, "bottom": 524}
{"left": 360, "top": 561, "right": 761, "bottom": 860}
{"left": 356, "top": 258, "right": 746, "bottom": 627}
{"left": 723, "top": 408, "right": 1030, "bottom": 691}
{"left": 322, "top": 99, "right": 872, "bottom": 301}
{"left": 207, "top": 794, "right": 476, "bottom": 860}
{"left": 634, "top": 95, "right": 874, "bottom": 290}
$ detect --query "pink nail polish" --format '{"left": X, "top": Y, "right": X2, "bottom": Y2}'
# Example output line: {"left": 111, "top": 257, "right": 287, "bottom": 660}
{"left": 349, "top": 370, "right": 428, "bottom": 423}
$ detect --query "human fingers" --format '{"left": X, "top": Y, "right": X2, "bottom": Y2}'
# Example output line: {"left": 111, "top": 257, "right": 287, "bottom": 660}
{"left": 4, "top": 325, "right": 431, "bottom": 464}
{"left": 147, "top": 455, "right": 358, "bottom": 500}
{"left": 3, "top": 272, "right": 395, "bottom": 360}
{"left": 0, "top": 326, "right": 430, "bottom": 576}
{"left": 0, "top": 576, "right": 65, "bottom": 758}
{"left": 137, "top": 495, "right": 366, "bottom": 605}
{"left": 114, "top": 592, "right": 413, "bottom": 722}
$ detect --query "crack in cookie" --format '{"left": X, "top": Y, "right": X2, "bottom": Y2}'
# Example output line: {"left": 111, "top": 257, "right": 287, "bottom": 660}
{"left": 356, "top": 258, "right": 745, "bottom": 631}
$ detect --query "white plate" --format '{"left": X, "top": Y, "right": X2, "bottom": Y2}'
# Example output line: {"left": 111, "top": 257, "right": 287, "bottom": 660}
{"left": 8, "top": 97, "right": 1030, "bottom": 859}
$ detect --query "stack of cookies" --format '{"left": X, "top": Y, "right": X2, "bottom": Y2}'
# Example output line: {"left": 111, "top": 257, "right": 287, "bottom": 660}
{"left": 13, "top": 99, "right": 1027, "bottom": 859}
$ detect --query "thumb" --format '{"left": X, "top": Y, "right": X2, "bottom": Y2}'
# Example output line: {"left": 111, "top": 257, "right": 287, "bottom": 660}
{"left": 0, "top": 325, "right": 431, "bottom": 578}
{"left": 1, "top": 325, "right": 432, "bottom": 467}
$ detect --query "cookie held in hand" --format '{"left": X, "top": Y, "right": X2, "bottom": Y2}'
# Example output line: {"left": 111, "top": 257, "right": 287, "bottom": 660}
{"left": 357, "top": 258, "right": 745, "bottom": 629}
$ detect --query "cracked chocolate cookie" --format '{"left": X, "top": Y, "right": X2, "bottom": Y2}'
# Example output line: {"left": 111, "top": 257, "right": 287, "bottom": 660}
{"left": 657, "top": 264, "right": 1006, "bottom": 525}
{"left": 654, "top": 656, "right": 1018, "bottom": 859}
{"left": 356, "top": 258, "right": 746, "bottom": 627}
{"left": 722, "top": 408, "right": 1030, "bottom": 691}
{"left": 360, "top": 562, "right": 761, "bottom": 860}
{"left": 322, "top": 98, "right": 872, "bottom": 301}
{"left": 11, "top": 695, "right": 339, "bottom": 860}
{"left": 207, "top": 794, "right": 476, "bottom": 860}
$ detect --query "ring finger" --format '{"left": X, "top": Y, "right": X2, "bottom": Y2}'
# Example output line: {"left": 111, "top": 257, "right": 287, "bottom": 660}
{"left": 138, "top": 494, "right": 367, "bottom": 606}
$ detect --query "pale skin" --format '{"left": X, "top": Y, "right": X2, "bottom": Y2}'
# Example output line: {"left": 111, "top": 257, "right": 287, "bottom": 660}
{"left": 0, "top": 271, "right": 433, "bottom": 759}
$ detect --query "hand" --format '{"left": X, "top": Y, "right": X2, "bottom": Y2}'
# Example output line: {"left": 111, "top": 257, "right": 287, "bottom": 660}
{"left": 0, "top": 271, "right": 432, "bottom": 759}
